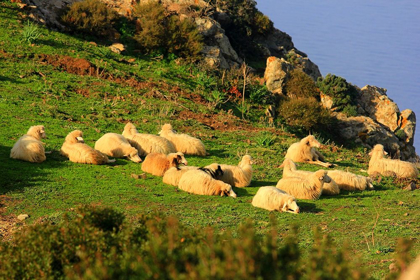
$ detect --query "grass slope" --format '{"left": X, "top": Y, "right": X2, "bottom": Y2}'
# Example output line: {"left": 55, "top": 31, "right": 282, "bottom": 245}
{"left": 0, "top": 2, "right": 419, "bottom": 278}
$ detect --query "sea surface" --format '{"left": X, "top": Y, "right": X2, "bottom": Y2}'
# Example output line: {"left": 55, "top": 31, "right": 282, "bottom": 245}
{"left": 257, "top": 0, "right": 420, "bottom": 153}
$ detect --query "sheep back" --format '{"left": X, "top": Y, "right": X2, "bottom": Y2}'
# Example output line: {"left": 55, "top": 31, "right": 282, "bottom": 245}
{"left": 252, "top": 186, "right": 299, "bottom": 213}
{"left": 178, "top": 169, "right": 234, "bottom": 196}
{"left": 95, "top": 133, "right": 141, "bottom": 162}
{"left": 328, "top": 170, "right": 374, "bottom": 191}
{"left": 10, "top": 134, "right": 46, "bottom": 163}
{"left": 276, "top": 170, "right": 329, "bottom": 200}
{"left": 159, "top": 124, "right": 206, "bottom": 156}
{"left": 163, "top": 166, "right": 197, "bottom": 186}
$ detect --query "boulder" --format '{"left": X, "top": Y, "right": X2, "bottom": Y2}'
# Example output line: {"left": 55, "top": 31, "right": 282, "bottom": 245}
{"left": 264, "top": 56, "right": 293, "bottom": 94}
{"left": 398, "top": 109, "right": 416, "bottom": 145}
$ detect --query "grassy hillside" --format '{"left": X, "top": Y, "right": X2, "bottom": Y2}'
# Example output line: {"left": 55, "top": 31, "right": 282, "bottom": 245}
{"left": 0, "top": 2, "right": 419, "bottom": 278}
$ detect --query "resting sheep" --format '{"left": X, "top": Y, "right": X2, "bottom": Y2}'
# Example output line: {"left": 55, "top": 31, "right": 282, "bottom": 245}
{"left": 212, "top": 155, "right": 253, "bottom": 188}
{"left": 141, "top": 152, "right": 188, "bottom": 176}
{"left": 94, "top": 133, "right": 142, "bottom": 163}
{"left": 158, "top": 123, "right": 206, "bottom": 156}
{"left": 285, "top": 135, "right": 333, "bottom": 168}
{"left": 279, "top": 158, "right": 339, "bottom": 196}
{"left": 178, "top": 169, "right": 237, "bottom": 197}
{"left": 10, "top": 125, "right": 46, "bottom": 163}
{"left": 327, "top": 170, "right": 374, "bottom": 191}
{"left": 368, "top": 144, "right": 419, "bottom": 179}
{"left": 60, "top": 130, "right": 115, "bottom": 165}
{"left": 162, "top": 163, "right": 223, "bottom": 187}
{"left": 122, "top": 122, "right": 176, "bottom": 156}
{"left": 252, "top": 186, "right": 300, "bottom": 214}
{"left": 276, "top": 170, "right": 331, "bottom": 200}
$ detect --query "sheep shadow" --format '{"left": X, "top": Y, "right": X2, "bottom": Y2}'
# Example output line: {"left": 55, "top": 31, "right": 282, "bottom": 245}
{"left": 297, "top": 201, "right": 323, "bottom": 213}
{"left": 320, "top": 190, "right": 378, "bottom": 200}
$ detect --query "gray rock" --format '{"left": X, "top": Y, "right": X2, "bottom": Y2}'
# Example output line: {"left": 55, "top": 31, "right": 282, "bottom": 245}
{"left": 263, "top": 56, "right": 293, "bottom": 94}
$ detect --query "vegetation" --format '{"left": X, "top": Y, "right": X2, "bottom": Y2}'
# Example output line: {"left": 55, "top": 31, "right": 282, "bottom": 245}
{"left": 0, "top": 2, "right": 419, "bottom": 279}
{"left": 284, "top": 69, "right": 320, "bottom": 99}
{"left": 316, "top": 73, "right": 359, "bottom": 116}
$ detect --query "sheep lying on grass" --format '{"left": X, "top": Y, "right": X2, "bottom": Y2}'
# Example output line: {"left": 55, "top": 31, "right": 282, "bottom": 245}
{"left": 285, "top": 135, "right": 333, "bottom": 168}
{"left": 327, "top": 170, "right": 374, "bottom": 191}
{"left": 178, "top": 169, "right": 237, "bottom": 197}
{"left": 159, "top": 123, "right": 206, "bottom": 156}
{"left": 252, "top": 186, "right": 300, "bottom": 214}
{"left": 60, "top": 130, "right": 115, "bottom": 165}
{"left": 122, "top": 122, "right": 176, "bottom": 156}
{"left": 279, "top": 159, "right": 339, "bottom": 196}
{"left": 213, "top": 155, "right": 253, "bottom": 188}
{"left": 94, "top": 133, "right": 142, "bottom": 163}
{"left": 368, "top": 144, "right": 419, "bottom": 179}
{"left": 162, "top": 163, "right": 223, "bottom": 187}
{"left": 141, "top": 152, "right": 188, "bottom": 176}
{"left": 10, "top": 125, "right": 46, "bottom": 163}
{"left": 276, "top": 170, "right": 331, "bottom": 200}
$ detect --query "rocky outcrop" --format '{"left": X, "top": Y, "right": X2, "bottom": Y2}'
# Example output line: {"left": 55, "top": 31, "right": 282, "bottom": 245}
{"left": 263, "top": 56, "right": 292, "bottom": 95}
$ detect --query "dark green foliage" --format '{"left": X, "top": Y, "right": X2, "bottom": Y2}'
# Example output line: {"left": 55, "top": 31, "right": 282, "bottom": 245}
{"left": 61, "top": 0, "right": 118, "bottom": 35}
{"left": 278, "top": 97, "right": 333, "bottom": 131}
{"left": 316, "top": 73, "right": 359, "bottom": 116}
{"left": 285, "top": 69, "right": 320, "bottom": 99}
{"left": 395, "top": 129, "right": 407, "bottom": 141}
{"left": 249, "top": 84, "right": 271, "bottom": 104}
{"left": 133, "top": 1, "right": 203, "bottom": 59}
{"left": 0, "top": 206, "right": 370, "bottom": 279}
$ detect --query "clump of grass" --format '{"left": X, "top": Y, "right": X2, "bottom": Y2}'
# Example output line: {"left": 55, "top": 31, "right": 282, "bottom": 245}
{"left": 22, "top": 20, "right": 42, "bottom": 44}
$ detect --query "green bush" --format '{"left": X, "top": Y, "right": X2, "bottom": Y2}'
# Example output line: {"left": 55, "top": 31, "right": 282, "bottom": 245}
{"left": 278, "top": 97, "right": 333, "bottom": 131}
{"left": 61, "top": 0, "right": 118, "bottom": 35}
{"left": 133, "top": 1, "right": 203, "bottom": 59}
{"left": 285, "top": 69, "right": 320, "bottom": 99}
{"left": 316, "top": 73, "right": 359, "bottom": 116}
{"left": 0, "top": 205, "right": 374, "bottom": 279}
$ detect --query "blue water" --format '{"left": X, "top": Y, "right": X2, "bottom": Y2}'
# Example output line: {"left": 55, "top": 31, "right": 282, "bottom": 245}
{"left": 257, "top": 0, "right": 420, "bottom": 153}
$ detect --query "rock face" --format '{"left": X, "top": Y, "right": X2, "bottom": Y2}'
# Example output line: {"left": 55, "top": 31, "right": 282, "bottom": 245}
{"left": 263, "top": 56, "right": 293, "bottom": 94}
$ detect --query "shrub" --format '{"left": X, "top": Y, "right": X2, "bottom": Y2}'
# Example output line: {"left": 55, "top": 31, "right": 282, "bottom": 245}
{"left": 133, "top": 1, "right": 203, "bottom": 59}
{"left": 278, "top": 97, "right": 332, "bottom": 131}
{"left": 316, "top": 73, "right": 359, "bottom": 116}
{"left": 285, "top": 69, "right": 320, "bottom": 99}
{"left": 22, "top": 20, "right": 42, "bottom": 44}
{"left": 61, "top": 0, "right": 118, "bottom": 35}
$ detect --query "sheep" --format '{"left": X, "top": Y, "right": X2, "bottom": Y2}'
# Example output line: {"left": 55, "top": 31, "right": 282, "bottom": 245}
{"left": 285, "top": 135, "right": 333, "bottom": 168}
{"left": 141, "top": 152, "right": 188, "bottom": 176}
{"left": 158, "top": 123, "right": 206, "bottom": 156}
{"left": 327, "top": 170, "right": 374, "bottom": 191}
{"left": 94, "top": 133, "right": 142, "bottom": 163}
{"left": 162, "top": 163, "right": 224, "bottom": 187}
{"left": 60, "top": 130, "right": 115, "bottom": 165}
{"left": 212, "top": 155, "right": 253, "bottom": 188}
{"left": 10, "top": 125, "right": 46, "bottom": 163}
{"left": 275, "top": 169, "right": 331, "bottom": 200}
{"left": 178, "top": 169, "right": 237, "bottom": 197}
{"left": 252, "top": 186, "right": 300, "bottom": 214}
{"left": 368, "top": 144, "right": 419, "bottom": 179}
{"left": 122, "top": 122, "right": 176, "bottom": 156}
{"left": 398, "top": 255, "right": 420, "bottom": 280}
{"left": 279, "top": 158, "right": 340, "bottom": 196}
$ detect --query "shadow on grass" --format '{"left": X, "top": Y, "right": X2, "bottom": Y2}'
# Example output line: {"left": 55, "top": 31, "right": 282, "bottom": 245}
{"left": 250, "top": 180, "right": 277, "bottom": 188}
{"left": 298, "top": 201, "right": 323, "bottom": 213}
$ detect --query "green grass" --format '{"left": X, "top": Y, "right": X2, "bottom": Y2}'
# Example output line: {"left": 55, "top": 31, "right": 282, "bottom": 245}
{"left": 0, "top": 2, "right": 419, "bottom": 279}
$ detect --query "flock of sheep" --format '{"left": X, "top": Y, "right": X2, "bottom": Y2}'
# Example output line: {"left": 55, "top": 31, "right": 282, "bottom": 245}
{"left": 9, "top": 123, "right": 419, "bottom": 214}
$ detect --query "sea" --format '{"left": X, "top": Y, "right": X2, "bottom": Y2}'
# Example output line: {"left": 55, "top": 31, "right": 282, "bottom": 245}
{"left": 256, "top": 0, "right": 420, "bottom": 153}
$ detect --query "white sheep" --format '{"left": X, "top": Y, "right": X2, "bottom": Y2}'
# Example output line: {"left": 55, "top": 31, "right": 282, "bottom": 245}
{"left": 327, "top": 170, "right": 374, "bottom": 191}
{"left": 158, "top": 123, "right": 206, "bottom": 156}
{"left": 60, "top": 130, "right": 115, "bottom": 165}
{"left": 178, "top": 169, "right": 237, "bottom": 197}
{"left": 285, "top": 135, "right": 333, "bottom": 168}
{"left": 398, "top": 254, "right": 420, "bottom": 280}
{"left": 279, "top": 158, "right": 340, "bottom": 196}
{"left": 122, "top": 122, "right": 176, "bottom": 156}
{"left": 212, "top": 155, "right": 253, "bottom": 188}
{"left": 162, "top": 163, "right": 224, "bottom": 187}
{"left": 141, "top": 152, "right": 188, "bottom": 176}
{"left": 94, "top": 133, "right": 142, "bottom": 163}
{"left": 252, "top": 186, "right": 300, "bottom": 214}
{"left": 276, "top": 169, "right": 331, "bottom": 200}
{"left": 368, "top": 144, "right": 419, "bottom": 179}
{"left": 10, "top": 125, "right": 46, "bottom": 163}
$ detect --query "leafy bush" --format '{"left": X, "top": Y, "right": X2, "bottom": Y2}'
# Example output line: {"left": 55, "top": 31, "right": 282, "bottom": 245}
{"left": 284, "top": 69, "right": 320, "bottom": 99}
{"left": 0, "top": 205, "right": 373, "bottom": 279}
{"left": 61, "top": 0, "right": 118, "bottom": 35}
{"left": 133, "top": 1, "right": 203, "bottom": 59}
{"left": 22, "top": 20, "right": 42, "bottom": 44}
{"left": 278, "top": 97, "right": 333, "bottom": 131}
{"left": 316, "top": 73, "right": 359, "bottom": 116}
{"left": 249, "top": 84, "right": 271, "bottom": 104}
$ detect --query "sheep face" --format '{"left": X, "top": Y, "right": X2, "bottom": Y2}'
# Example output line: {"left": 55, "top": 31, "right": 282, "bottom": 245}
{"left": 127, "top": 150, "right": 142, "bottom": 163}
{"left": 159, "top": 123, "right": 174, "bottom": 134}
{"left": 66, "top": 130, "right": 84, "bottom": 144}
{"left": 220, "top": 183, "right": 237, "bottom": 198}
{"left": 176, "top": 152, "right": 188, "bottom": 166}
{"left": 369, "top": 144, "right": 387, "bottom": 157}
{"left": 32, "top": 125, "right": 46, "bottom": 139}
{"left": 320, "top": 174, "right": 331, "bottom": 183}
{"left": 242, "top": 155, "right": 253, "bottom": 165}
{"left": 304, "top": 135, "right": 321, "bottom": 148}
{"left": 281, "top": 198, "right": 300, "bottom": 214}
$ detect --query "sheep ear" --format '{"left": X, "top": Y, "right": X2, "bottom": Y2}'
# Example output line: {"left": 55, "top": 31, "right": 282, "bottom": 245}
{"left": 319, "top": 176, "right": 324, "bottom": 181}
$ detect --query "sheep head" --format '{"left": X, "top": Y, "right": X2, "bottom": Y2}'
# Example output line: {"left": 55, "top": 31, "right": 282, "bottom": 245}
{"left": 65, "top": 130, "right": 84, "bottom": 144}
{"left": 303, "top": 135, "right": 321, "bottom": 148}
{"left": 369, "top": 144, "right": 387, "bottom": 157}
{"left": 126, "top": 148, "right": 142, "bottom": 163}
{"left": 28, "top": 125, "right": 46, "bottom": 140}
{"left": 159, "top": 123, "right": 174, "bottom": 135}
{"left": 281, "top": 197, "right": 300, "bottom": 214}
{"left": 123, "top": 122, "right": 138, "bottom": 135}
{"left": 279, "top": 158, "right": 297, "bottom": 170}
{"left": 241, "top": 155, "right": 253, "bottom": 165}
{"left": 315, "top": 170, "right": 331, "bottom": 183}
{"left": 220, "top": 183, "right": 236, "bottom": 198}
{"left": 170, "top": 152, "right": 188, "bottom": 167}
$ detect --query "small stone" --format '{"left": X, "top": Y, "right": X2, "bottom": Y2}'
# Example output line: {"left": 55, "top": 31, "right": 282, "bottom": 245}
{"left": 131, "top": 174, "right": 140, "bottom": 180}
{"left": 398, "top": 201, "right": 404, "bottom": 206}
{"left": 17, "top": 214, "right": 29, "bottom": 221}
{"left": 404, "top": 182, "right": 416, "bottom": 191}
{"left": 404, "top": 213, "right": 409, "bottom": 216}
{"left": 140, "top": 173, "right": 147, "bottom": 179}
